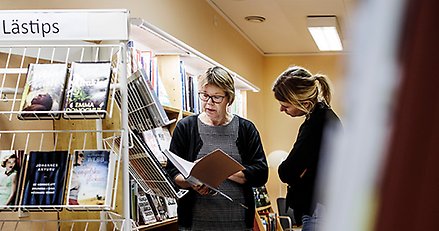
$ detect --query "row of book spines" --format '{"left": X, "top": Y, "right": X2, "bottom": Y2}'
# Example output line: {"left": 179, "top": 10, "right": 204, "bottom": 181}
{"left": 129, "top": 46, "right": 200, "bottom": 114}
{"left": 258, "top": 212, "right": 278, "bottom": 231}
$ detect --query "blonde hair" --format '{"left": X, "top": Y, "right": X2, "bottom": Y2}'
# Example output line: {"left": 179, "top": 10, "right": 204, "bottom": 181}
{"left": 272, "top": 66, "right": 332, "bottom": 114}
{"left": 198, "top": 66, "right": 235, "bottom": 105}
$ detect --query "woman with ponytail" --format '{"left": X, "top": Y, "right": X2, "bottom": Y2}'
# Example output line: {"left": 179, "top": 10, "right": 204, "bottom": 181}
{"left": 272, "top": 66, "right": 342, "bottom": 231}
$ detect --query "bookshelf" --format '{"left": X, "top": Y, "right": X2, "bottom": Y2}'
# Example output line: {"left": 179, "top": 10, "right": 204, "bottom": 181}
{"left": 129, "top": 18, "right": 259, "bottom": 119}
{"left": 253, "top": 186, "right": 282, "bottom": 231}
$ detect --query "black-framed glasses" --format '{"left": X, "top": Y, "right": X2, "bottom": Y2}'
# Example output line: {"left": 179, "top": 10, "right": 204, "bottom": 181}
{"left": 198, "top": 92, "right": 226, "bottom": 104}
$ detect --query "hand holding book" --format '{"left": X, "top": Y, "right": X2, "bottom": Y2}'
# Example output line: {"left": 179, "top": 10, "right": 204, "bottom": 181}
{"left": 162, "top": 149, "right": 244, "bottom": 189}
{"left": 163, "top": 149, "right": 248, "bottom": 209}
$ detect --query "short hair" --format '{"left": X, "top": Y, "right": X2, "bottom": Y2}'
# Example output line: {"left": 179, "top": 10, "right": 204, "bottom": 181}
{"left": 272, "top": 66, "right": 332, "bottom": 114}
{"left": 198, "top": 66, "right": 235, "bottom": 105}
{"left": 1, "top": 154, "right": 17, "bottom": 169}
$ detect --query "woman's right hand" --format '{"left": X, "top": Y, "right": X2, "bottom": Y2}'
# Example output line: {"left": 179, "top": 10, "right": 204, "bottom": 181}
{"left": 191, "top": 184, "right": 210, "bottom": 196}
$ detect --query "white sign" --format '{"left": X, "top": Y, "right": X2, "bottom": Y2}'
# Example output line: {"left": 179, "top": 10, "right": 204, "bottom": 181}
{"left": 0, "top": 9, "right": 129, "bottom": 41}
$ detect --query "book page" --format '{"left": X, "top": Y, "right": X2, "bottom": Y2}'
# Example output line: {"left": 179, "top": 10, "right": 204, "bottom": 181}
{"left": 162, "top": 150, "right": 194, "bottom": 178}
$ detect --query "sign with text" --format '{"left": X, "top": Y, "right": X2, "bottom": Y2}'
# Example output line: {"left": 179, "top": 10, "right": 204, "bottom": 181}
{"left": 0, "top": 9, "right": 128, "bottom": 41}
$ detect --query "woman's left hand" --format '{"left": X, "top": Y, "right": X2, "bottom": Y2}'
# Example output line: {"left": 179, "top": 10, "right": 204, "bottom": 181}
{"left": 228, "top": 170, "right": 247, "bottom": 184}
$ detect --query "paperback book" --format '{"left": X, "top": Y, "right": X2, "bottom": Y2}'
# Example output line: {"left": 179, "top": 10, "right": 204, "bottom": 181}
{"left": 164, "top": 197, "right": 178, "bottom": 218}
{"left": 129, "top": 130, "right": 187, "bottom": 199}
{"left": 20, "top": 150, "right": 69, "bottom": 209}
{"left": 18, "top": 63, "right": 68, "bottom": 120}
{"left": 142, "top": 129, "right": 167, "bottom": 165}
{"left": 136, "top": 187, "right": 158, "bottom": 225}
{"left": 63, "top": 61, "right": 112, "bottom": 119}
{"left": 146, "top": 194, "right": 167, "bottom": 221}
{"left": 151, "top": 127, "right": 172, "bottom": 152}
{"left": 0, "top": 150, "right": 24, "bottom": 208}
{"left": 66, "top": 150, "right": 114, "bottom": 209}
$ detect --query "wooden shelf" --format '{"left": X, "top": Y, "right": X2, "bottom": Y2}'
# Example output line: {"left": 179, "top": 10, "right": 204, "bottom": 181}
{"left": 256, "top": 204, "right": 272, "bottom": 212}
{"left": 137, "top": 217, "right": 177, "bottom": 230}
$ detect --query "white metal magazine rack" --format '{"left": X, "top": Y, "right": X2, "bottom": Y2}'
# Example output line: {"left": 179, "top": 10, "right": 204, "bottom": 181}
{"left": 0, "top": 9, "right": 131, "bottom": 231}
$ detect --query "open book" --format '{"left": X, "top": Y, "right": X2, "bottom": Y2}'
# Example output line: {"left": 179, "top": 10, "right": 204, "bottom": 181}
{"left": 162, "top": 149, "right": 244, "bottom": 189}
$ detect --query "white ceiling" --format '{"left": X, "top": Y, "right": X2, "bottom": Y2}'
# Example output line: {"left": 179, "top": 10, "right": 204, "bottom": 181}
{"left": 208, "top": 0, "right": 355, "bottom": 55}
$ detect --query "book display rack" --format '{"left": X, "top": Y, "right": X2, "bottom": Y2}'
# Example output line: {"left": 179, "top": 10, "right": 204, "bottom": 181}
{"left": 0, "top": 9, "right": 131, "bottom": 231}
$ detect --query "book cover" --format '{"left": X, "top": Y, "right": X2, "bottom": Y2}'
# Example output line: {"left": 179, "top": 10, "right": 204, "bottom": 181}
{"left": 146, "top": 194, "right": 167, "bottom": 221}
{"left": 20, "top": 150, "right": 69, "bottom": 208}
{"left": 130, "top": 178, "right": 139, "bottom": 223}
{"left": 66, "top": 150, "right": 114, "bottom": 208}
{"left": 137, "top": 187, "right": 157, "bottom": 225}
{"left": 163, "top": 149, "right": 244, "bottom": 188}
{"left": 0, "top": 150, "right": 24, "bottom": 208}
{"left": 142, "top": 129, "right": 167, "bottom": 165}
{"left": 18, "top": 63, "right": 68, "bottom": 120}
{"left": 164, "top": 197, "right": 177, "bottom": 218}
{"left": 63, "top": 62, "right": 112, "bottom": 119}
{"left": 151, "top": 127, "right": 171, "bottom": 152}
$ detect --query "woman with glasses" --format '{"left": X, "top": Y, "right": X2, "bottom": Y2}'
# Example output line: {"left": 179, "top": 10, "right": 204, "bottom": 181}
{"left": 166, "top": 66, "right": 268, "bottom": 231}
{"left": 272, "top": 66, "right": 342, "bottom": 231}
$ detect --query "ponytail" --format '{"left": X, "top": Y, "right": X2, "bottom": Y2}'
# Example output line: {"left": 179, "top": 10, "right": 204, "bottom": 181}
{"left": 315, "top": 74, "right": 332, "bottom": 105}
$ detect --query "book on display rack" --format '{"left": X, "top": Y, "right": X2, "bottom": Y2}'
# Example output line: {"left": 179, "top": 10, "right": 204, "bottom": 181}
{"left": 0, "top": 150, "right": 24, "bottom": 209}
{"left": 18, "top": 63, "right": 68, "bottom": 120}
{"left": 66, "top": 150, "right": 115, "bottom": 209}
{"left": 19, "top": 150, "right": 69, "bottom": 210}
{"left": 63, "top": 61, "right": 112, "bottom": 119}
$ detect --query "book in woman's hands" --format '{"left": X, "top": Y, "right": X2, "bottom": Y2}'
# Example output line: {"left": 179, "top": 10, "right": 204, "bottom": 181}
{"left": 162, "top": 149, "right": 244, "bottom": 189}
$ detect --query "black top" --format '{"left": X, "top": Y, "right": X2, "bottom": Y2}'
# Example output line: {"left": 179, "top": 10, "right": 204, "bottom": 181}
{"left": 278, "top": 102, "right": 342, "bottom": 218}
{"left": 166, "top": 114, "right": 268, "bottom": 229}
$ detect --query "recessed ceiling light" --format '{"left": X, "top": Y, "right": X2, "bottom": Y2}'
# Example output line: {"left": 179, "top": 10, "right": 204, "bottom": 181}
{"left": 307, "top": 16, "right": 343, "bottom": 51}
{"left": 244, "top": 15, "right": 266, "bottom": 23}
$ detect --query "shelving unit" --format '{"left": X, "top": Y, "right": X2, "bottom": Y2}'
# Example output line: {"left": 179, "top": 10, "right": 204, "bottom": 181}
{"left": 0, "top": 9, "right": 131, "bottom": 231}
{"left": 126, "top": 17, "right": 261, "bottom": 231}
{"left": 255, "top": 205, "right": 283, "bottom": 231}
{"left": 129, "top": 18, "right": 259, "bottom": 119}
